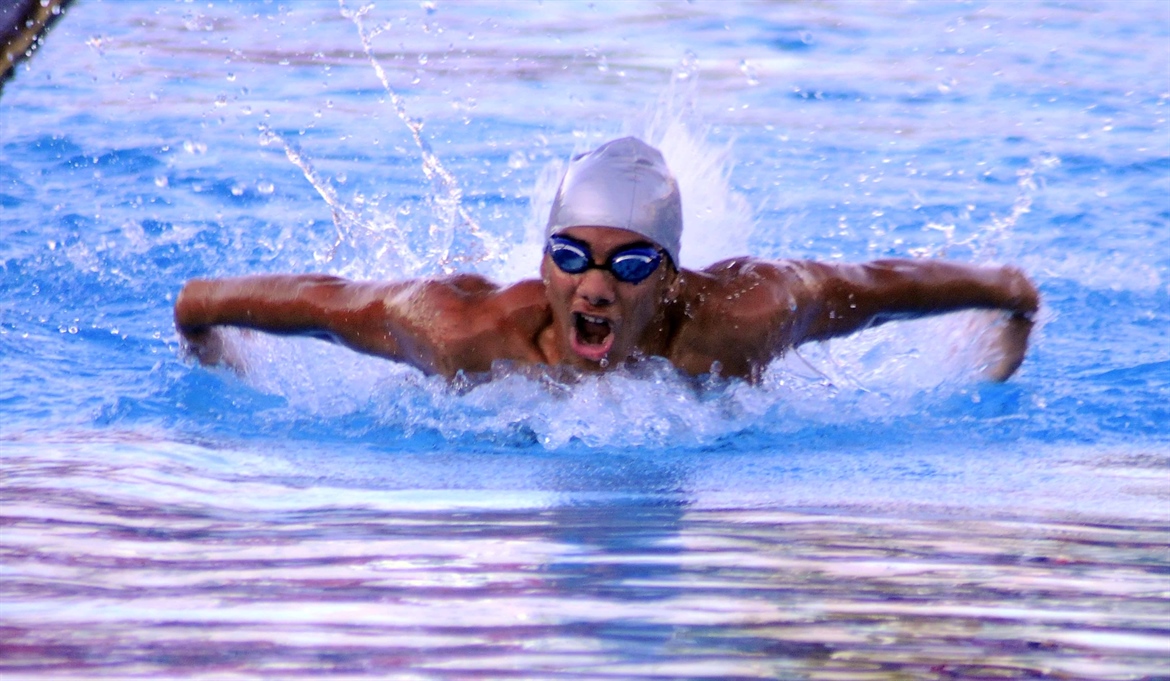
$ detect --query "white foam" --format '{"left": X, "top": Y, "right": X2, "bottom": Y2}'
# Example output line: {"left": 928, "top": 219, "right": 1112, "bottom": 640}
{"left": 222, "top": 299, "right": 1018, "bottom": 451}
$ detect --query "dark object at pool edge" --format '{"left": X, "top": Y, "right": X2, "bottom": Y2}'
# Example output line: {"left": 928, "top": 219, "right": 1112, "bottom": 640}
{"left": 1, "top": 0, "right": 73, "bottom": 95}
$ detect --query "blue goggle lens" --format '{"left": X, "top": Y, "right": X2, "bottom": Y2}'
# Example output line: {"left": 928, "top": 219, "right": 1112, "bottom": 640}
{"left": 548, "top": 240, "right": 591, "bottom": 273}
{"left": 547, "top": 237, "right": 662, "bottom": 284}
{"left": 609, "top": 249, "right": 661, "bottom": 282}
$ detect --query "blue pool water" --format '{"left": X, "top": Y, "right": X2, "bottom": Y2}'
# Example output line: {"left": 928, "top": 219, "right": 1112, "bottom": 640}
{"left": 2, "top": 1, "right": 1168, "bottom": 677}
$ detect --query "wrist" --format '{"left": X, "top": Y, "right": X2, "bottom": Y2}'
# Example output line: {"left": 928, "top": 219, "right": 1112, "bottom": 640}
{"left": 1002, "top": 266, "right": 1039, "bottom": 316}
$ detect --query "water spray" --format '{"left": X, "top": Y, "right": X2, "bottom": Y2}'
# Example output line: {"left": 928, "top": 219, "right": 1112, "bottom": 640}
{"left": 338, "top": 0, "right": 501, "bottom": 270}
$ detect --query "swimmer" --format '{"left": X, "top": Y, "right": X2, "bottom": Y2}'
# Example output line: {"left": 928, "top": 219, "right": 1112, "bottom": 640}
{"left": 175, "top": 137, "right": 1039, "bottom": 382}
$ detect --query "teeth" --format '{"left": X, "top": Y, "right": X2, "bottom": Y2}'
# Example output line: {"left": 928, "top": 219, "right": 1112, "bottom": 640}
{"left": 580, "top": 314, "right": 609, "bottom": 324}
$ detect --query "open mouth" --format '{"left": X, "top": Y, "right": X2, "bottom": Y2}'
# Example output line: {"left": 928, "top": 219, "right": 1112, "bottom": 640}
{"left": 570, "top": 312, "right": 615, "bottom": 362}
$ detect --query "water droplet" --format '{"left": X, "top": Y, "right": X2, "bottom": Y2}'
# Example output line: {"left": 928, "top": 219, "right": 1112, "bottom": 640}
{"left": 675, "top": 50, "right": 698, "bottom": 81}
{"left": 599, "top": 358, "right": 609, "bottom": 368}
{"left": 507, "top": 150, "right": 528, "bottom": 170}
{"left": 214, "top": 94, "right": 228, "bottom": 107}
{"left": 226, "top": 72, "right": 236, "bottom": 81}
{"left": 739, "top": 59, "right": 759, "bottom": 86}
{"left": 257, "top": 180, "right": 275, "bottom": 195}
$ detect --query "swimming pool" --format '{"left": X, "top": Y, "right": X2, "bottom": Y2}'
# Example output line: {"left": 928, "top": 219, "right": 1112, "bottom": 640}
{"left": 2, "top": 1, "right": 1167, "bottom": 677}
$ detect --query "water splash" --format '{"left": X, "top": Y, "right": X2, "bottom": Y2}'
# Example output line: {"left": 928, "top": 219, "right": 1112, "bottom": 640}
{"left": 980, "top": 154, "right": 1061, "bottom": 259}
{"left": 631, "top": 53, "right": 755, "bottom": 269}
{"left": 482, "top": 59, "right": 759, "bottom": 280}
{"left": 910, "top": 154, "right": 1061, "bottom": 261}
{"left": 256, "top": 123, "right": 424, "bottom": 275}
{"left": 244, "top": 2, "right": 507, "bottom": 276}
{"left": 219, "top": 302, "right": 1014, "bottom": 452}
{"left": 338, "top": 0, "right": 500, "bottom": 271}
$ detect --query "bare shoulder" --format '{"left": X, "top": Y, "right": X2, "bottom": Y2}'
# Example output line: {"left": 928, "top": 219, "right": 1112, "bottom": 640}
{"left": 442, "top": 273, "right": 506, "bottom": 296}
{"left": 685, "top": 257, "right": 814, "bottom": 312}
{"left": 385, "top": 274, "right": 549, "bottom": 337}
{"left": 668, "top": 258, "right": 809, "bottom": 377}
{"left": 402, "top": 275, "right": 550, "bottom": 375}
{"left": 427, "top": 275, "right": 548, "bottom": 319}
{"left": 484, "top": 277, "right": 548, "bottom": 309}
{"left": 483, "top": 278, "right": 552, "bottom": 342}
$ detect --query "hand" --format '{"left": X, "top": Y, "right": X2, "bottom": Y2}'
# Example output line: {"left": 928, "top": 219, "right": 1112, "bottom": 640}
{"left": 178, "top": 326, "right": 249, "bottom": 374}
{"left": 1003, "top": 266, "right": 1041, "bottom": 318}
{"left": 979, "top": 310, "right": 1035, "bottom": 382}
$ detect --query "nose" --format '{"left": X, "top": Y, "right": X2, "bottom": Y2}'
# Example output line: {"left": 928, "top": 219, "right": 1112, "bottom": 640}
{"left": 576, "top": 268, "right": 615, "bottom": 307}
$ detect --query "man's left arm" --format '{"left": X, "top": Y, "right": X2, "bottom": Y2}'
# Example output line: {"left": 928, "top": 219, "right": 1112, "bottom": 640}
{"left": 790, "top": 259, "right": 1040, "bottom": 380}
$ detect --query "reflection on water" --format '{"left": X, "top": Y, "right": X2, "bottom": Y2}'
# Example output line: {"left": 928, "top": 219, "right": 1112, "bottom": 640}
{"left": 2, "top": 439, "right": 1167, "bottom": 678}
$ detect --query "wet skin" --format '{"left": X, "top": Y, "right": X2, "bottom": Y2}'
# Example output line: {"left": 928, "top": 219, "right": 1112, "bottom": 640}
{"left": 175, "top": 226, "right": 1040, "bottom": 382}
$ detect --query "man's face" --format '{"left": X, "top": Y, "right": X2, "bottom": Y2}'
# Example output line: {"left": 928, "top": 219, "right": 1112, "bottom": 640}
{"left": 541, "top": 226, "right": 677, "bottom": 370}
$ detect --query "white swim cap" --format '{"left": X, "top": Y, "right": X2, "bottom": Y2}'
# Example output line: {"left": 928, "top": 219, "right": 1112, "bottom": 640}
{"left": 545, "top": 137, "right": 682, "bottom": 265}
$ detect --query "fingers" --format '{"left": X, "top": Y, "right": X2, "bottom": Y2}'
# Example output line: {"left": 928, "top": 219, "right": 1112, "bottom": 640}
{"left": 980, "top": 312, "right": 1033, "bottom": 382}
{"left": 179, "top": 327, "right": 248, "bottom": 375}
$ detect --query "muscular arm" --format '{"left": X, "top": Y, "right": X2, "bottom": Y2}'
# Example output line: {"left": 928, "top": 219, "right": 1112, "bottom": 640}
{"left": 793, "top": 259, "right": 1039, "bottom": 341}
{"left": 174, "top": 273, "right": 545, "bottom": 376}
{"left": 685, "top": 258, "right": 1039, "bottom": 381}
{"left": 175, "top": 274, "right": 409, "bottom": 369}
{"left": 790, "top": 259, "right": 1039, "bottom": 380}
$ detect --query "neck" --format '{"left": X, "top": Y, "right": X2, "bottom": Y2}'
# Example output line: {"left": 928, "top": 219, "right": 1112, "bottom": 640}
{"left": 636, "top": 291, "right": 684, "bottom": 360}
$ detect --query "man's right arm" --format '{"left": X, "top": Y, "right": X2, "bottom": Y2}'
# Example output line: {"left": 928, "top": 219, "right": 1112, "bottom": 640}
{"left": 174, "top": 273, "right": 547, "bottom": 377}
{"left": 175, "top": 274, "right": 426, "bottom": 372}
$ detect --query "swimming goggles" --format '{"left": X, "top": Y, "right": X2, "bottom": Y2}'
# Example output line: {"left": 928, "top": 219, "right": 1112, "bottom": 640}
{"left": 546, "top": 235, "right": 664, "bottom": 284}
